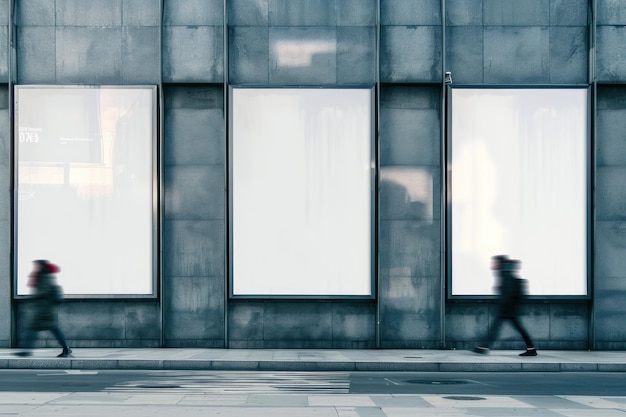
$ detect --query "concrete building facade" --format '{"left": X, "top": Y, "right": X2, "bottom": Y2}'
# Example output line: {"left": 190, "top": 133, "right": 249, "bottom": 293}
{"left": 0, "top": 0, "right": 624, "bottom": 350}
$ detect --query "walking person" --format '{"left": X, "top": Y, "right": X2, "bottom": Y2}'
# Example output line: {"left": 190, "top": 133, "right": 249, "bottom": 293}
{"left": 474, "top": 255, "right": 537, "bottom": 357}
{"left": 15, "top": 260, "right": 72, "bottom": 358}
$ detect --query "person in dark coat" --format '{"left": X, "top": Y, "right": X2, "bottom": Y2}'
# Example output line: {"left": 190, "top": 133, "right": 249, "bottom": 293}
{"left": 473, "top": 255, "right": 537, "bottom": 357}
{"left": 15, "top": 260, "right": 72, "bottom": 358}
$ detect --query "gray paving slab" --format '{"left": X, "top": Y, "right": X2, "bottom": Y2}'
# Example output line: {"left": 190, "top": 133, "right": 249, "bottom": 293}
{"left": 0, "top": 348, "right": 626, "bottom": 372}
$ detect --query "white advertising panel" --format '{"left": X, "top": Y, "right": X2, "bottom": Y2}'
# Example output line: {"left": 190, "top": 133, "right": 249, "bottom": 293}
{"left": 15, "top": 86, "right": 156, "bottom": 296}
{"left": 450, "top": 88, "right": 588, "bottom": 296}
{"left": 231, "top": 88, "right": 373, "bottom": 297}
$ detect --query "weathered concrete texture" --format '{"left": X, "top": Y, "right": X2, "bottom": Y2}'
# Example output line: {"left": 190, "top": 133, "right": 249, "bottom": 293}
{"left": 228, "top": 301, "right": 376, "bottom": 348}
{"left": 483, "top": 0, "right": 549, "bottom": 25}
{"left": 164, "top": 276, "right": 224, "bottom": 342}
{"left": 380, "top": 26, "right": 442, "bottom": 82}
{"left": 0, "top": 95, "right": 8, "bottom": 347}
{"left": 163, "top": 0, "right": 223, "bottom": 25}
{"left": 484, "top": 26, "right": 549, "bottom": 84}
{"left": 162, "top": 220, "right": 225, "bottom": 278}
{"left": 550, "top": 0, "right": 588, "bottom": 26}
{"left": 337, "top": 26, "right": 376, "bottom": 84}
{"left": 268, "top": 27, "right": 337, "bottom": 84}
{"left": 16, "top": 0, "right": 55, "bottom": 25}
{"left": 597, "top": 26, "right": 626, "bottom": 82}
{"left": 229, "top": 26, "right": 269, "bottom": 84}
{"left": 162, "top": 85, "right": 226, "bottom": 347}
{"left": 15, "top": 301, "right": 160, "bottom": 348}
{"left": 16, "top": 27, "right": 56, "bottom": 84}
{"left": 380, "top": 276, "right": 440, "bottom": 346}
{"left": 379, "top": 220, "right": 441, "bottom": 278}
{"left": 598, "top": 0, "right": 626, "bottom": 25}
{"left": 446, "top": 0, "right": 482, "bottom": 26}
{"left": 381, "top": 0, "right": 441, "bottom": 25}
{"left": 269, "top": 0, "right": 336, "bottom": 26}
{"left": 122, "top": 27, "right": 160, "bottom": 84}
{"left": 597, "top": 109, "right": 626, "bottom": 166}
{"left": 56, "top": 0, "right": 122, "bottom": 26}
{"left": 123, "top": 0, "right": 161, "bottom": 26}
{"left": 596, "top": 166, "right": 626, "bottom": 221}
{"left": 162, "top": 26, "right": 224, "bottom": 83}
{"left": 445, "top": 26, "right": 483, "bottom": 84}
{"left": 549, "top": 27, "right": 588, "bottom": 84}
{"left": 446, "top": 302, "right": 588, "bottom": 350}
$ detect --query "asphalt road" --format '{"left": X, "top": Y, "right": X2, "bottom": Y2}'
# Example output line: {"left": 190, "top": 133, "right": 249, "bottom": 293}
{"left": 0, "top": 370, "right": 625, "bottom": 396}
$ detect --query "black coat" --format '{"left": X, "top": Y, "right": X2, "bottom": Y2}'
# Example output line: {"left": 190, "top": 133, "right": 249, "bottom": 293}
{"left": 29, "top": 275, "right": 62, "bottom": 331}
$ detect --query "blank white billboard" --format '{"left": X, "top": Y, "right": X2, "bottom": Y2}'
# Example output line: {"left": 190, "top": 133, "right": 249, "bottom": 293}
{"left": 15, "top": 86, "right": 156, "bottom": 296}
{"left": 450, "top": 88, "right": 588, "bottom": 296}
{"left": 231, "top": 88, "right": 373, "bottom": 297}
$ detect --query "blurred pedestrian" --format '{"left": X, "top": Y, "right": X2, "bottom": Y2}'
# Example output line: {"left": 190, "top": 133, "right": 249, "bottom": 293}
{"left": 473, "top": 255, "right": 537, "bottom": 357}
{"left": 14, "top": 260, "right": 72, "bottom": 358}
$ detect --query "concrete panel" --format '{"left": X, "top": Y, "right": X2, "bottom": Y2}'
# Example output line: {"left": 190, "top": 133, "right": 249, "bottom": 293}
{"left": 381, "top": 0, "right": 441, "bottom": 25}
{"left": 597, "top": 109, "right": 626, "bottom": 166}
{"left": 445, "top": 0, "right": 482, "bottom": 26}
{"left": 229, "top": 26, "right": 269, "bottom": 84}
{"left": 337, "top": 26, "right": 376, "bottom": 84}
{"left": 380, "top": 26, "right": 442, "bottom": 83}
{"left": 228, "top": 303, "right": 264, "bottom": 340}
{"left": 124, "top": 303, "right": 160, "bottom": 340}
{"left": 0, "top": 173, "right": 8, "bottom": 222}
{"left": 165, "top": 276, "right": 224, "bottom": 340}
{"left": 594, "top": 276, "right": 626, "bottom": 341}
{"left": 56, "top": 27, "right": 122, "bottom": 84}
{"left": 0, "top": 26, "right": 8, "bottom": 82}
{"left": 549, "top": 304, "right": 588, "bottom": 341}
{"left": 17, "top": 0, "right": 55, "bottom": 25}
{"left": 162, "top": 220, "right": 225, "bottom": 277}
{"left": 163, "top": 0, "right": 223, "bottom": 25}
{"left": 331, "top": 303, "right": 375, "bottom": 342}
{"left": 123, "top": 0, "right": 161, "bottom": 26}
{"left": 269, "top": 27, "right": 336, "bottom": 84}
{"left": 380, "top": 85, "right": 440, "bottom": 110}
{"left": 483, "top": 27, "right": 549, "bottom": 84}
{"left": 262, "top": 303, "right": 332, "bottom": 341}
{"left": 163, "top": 26, "right": 224, "bottom": 83}
{"left": 597, "top": 85, "right": 626, "bottom": 109}
{"left": 483, "top": 0, "right": 549, "bottom": 25}
{"left": 379, "top": 108, "right": 440, "bottom": 166}
{"left": 165, "top": 108, "right": 225, "bottom": 166}
{"left": 337, "top": 0, "right": 376, "bottom": 26}
{"left": 17, "top": 27, "right": 56, "bottom": 84}
{"left": 58, "top": 302, "right": 126, "bottom": 340}
{"left": 228, "top": 0, "right": 268, "bottom": 25}
{"left": 549, "top": 27, "right": 588, "bottom": 84}
{"left": 595, "top": 221, "right": 626, "bottom": 278}
{"left": 0, "top": 105, "right": 8, "bottom": 167}
{"left": 165, "top": 84, "right": 224, "bottom": 109}
{"left": 445, "top": 26, "right": 483, "bottom": 84}
{"left": 598, "top": 0, "right": 626, "bottom": 25}
{"left": 56, "top": 0, "right": 122, "bottom": 26}
{"left": 445, "top": 303, "right": 489, "bottom": 342}
{"left": 550, "top": 0, "right": 588, "bottom": 26}
{"left": 122, "top": 27, "right": 160, "bottom": 84}
{"left": 164, "top": 165, "right": 225, "bottom": 220}
{"left": 596, "top": 166, "right": 626, "bottom": 221}
{"left": 380, "top": 166, "right": 440, "bottom": 221}
{"left": 380, "top": 276, "right": 440, "bottom": 342}
{"left": 269, "top": 0, "right": 336, "bottom": 26}
{"left": 379, "top": 220, "right": 441, "bottom": 278}
{"left": 597, "top": 26, "right": 626, "bottom": 83}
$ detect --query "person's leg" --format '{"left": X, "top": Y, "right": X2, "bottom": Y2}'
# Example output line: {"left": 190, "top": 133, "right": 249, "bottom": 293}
{"left": 510, "top": 316, "right": 537, "bottom": 356}
{"left": 474, "top": 316, "right": 503, "bottom": 354}
{"left": 50, "top": 327, "right": 72, "bottom": 357}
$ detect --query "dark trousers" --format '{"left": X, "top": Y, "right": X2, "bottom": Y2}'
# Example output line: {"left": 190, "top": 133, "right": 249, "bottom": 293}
{"left": 488, "top": 315, "right": 534, "bottom": 349}
{"left": 24, "top": 326, "right": 68, "bottom": 350}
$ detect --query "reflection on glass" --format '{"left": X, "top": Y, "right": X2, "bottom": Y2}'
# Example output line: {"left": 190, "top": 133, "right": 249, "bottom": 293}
{"left": 232, "top": 88, "right": 373, "bottom": 296}
{"left": 16, "top": 86, "right": 155, "bottom": 296}
{"left": 451, "top": 88, "right": 588, "bottom": 296}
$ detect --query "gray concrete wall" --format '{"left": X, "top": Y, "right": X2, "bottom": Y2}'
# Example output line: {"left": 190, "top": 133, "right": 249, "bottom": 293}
{"left": 3, "top": 0, "right": 626, "bottom": 350}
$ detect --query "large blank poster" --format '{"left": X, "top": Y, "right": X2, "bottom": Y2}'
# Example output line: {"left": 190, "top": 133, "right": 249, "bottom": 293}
{"left": 16, "top": 86, "right": 155, "bottom": 296}
{"left": 231, "top": 88, "right": 373, "bottom": 297}
{"left": 450, "top": 88, "right": 588, "bottom": 296}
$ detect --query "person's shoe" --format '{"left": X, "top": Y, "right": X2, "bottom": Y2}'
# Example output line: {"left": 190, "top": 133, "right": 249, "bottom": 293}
{"left": 13, "top": 351, "right": 31, "bottom": 357}
{"left": 473, "top": 346, "right": 490, "bottom": 354}
{"left": 519, "top": 348, "right": 537, "bottom": 356}
{"left": 57, "top": 347, "right": 72, "bottom": 358}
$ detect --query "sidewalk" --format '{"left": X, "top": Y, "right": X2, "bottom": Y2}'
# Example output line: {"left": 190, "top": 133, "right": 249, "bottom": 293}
{"left": 2, "top": 348, "right": 626, "bottom": 372}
